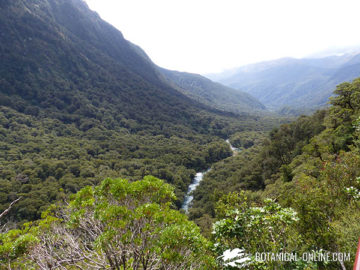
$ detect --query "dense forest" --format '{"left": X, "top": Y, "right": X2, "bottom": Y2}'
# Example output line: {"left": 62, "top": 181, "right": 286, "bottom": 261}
{"left": 187, "top": 78, "right": 360, "bottom": 269}
{"left": 158, "top": 67, "right": 266, "bottom": 114}
{"left": 2, "top": 0, "right": 360, "bottom": 269}
{"left": 0, "top": 104, "right": 280, "bottom": 222}
{"left": 0, "top": 0, "right": 280, "bottom": 223}
{"left": 3, "top": 78, "right": 360, "bottom": 269}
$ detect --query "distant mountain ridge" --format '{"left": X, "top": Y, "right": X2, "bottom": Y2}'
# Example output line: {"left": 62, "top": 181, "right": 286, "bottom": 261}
{"left": 0, "top": 0, "right": 265, "bottom": 135}
{"left": 207, "top": 52, "right": 360, "bottom": 111}
{"left": 158, "top": 68, "right": 266, "bottom": 114}
{"left": 127, "top": 42, "right": 266, "bottom": 114}
{"left": 1, "top": 0, "right": 270, "bottom": 222}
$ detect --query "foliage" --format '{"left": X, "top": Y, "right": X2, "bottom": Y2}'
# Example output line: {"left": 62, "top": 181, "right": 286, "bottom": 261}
{"left": 228, "top": 131, "right": 266, "bottom": 149}
{"left": 0, "top": 226, "right": 38, "bottom": 268}
{"left": 4, "top": 1, "right": 360, "bottom": 269}
{"left": 196, "top": 78, "right": 360, "bottom": 269}
{"left": 0, "top": 0, "right": 282, "bottom": 223}
{"left": 190, "top": 110, "right": 326, "bottom": 223}
{"left": 159, "top": 68, "right": 266, "bottom": 114}
{"left": 212, "top": 193, "right": 299, "bottom": 269}
{"left": 0, "top": 176, "right": 216, "bottom": 269}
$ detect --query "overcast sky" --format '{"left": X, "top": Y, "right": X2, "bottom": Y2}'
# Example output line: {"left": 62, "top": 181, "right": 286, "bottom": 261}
{"left": 85, "top": 0, "right": 360, "bottom": 74}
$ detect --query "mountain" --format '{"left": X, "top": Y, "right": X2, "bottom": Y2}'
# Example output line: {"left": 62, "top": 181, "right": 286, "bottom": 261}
{"left": 207, "top": 53, "right": 360, "bottom": 111}
{"left": 158, "top": 68, "right": 266, "bottom": 114}
{"left": 128, "top": 42, "right": 266, "bottom": 114}
{"left": 0, "top": 0, "right": 275, "bottom": 221}
{"left": 0, "top": 0, "right": 203, "bottom": 130}
{"left": 0, "top": 0, "right": 265, "bottom": 124}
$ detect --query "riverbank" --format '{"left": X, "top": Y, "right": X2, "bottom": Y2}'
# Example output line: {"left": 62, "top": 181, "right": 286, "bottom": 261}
{"left": 181, "top": 139, "right": 239, "bottom": 213}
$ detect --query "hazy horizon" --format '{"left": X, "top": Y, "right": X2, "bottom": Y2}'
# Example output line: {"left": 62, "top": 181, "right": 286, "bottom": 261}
{"left": 85, "top": 0, "right": 360, "bottom": 74}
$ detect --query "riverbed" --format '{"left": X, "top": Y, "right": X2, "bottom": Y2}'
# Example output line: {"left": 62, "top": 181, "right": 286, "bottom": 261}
{"left": 181, "top": 139, "right": 239, "bottom": 213}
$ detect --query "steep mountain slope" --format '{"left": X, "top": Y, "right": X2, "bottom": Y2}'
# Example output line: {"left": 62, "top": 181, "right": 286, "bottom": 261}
{"left": 189, "top": 78, "right": 360, "bottom": 269}
{"left": 1, "top": 0, "right": 243, "bottom": 132}
{"left": 208, "top": 54, "right": 360, "bottom": 110}
{"left": 0, "top": 0, "right": 276, "bottom": 221}
{"left": 158, "top": 68, "right": 266, "bottom": 114}
{"left": 128, "top": 41, "right": 266, "bottom": 114}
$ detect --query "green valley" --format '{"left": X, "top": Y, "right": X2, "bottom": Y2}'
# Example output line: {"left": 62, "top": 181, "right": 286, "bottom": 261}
{"left": 1, "top": 0, "right": 360, "bottom": 269}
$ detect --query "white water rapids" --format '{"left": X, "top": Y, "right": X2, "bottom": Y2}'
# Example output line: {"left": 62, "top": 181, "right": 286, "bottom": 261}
{"left": 181, "top": 139, "right": 239, "bottom": 213}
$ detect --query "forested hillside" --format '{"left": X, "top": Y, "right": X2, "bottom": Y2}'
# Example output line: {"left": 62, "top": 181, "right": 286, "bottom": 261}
{"left": 121, "top": 42, "right": 267, "bottom": 114}
{"left": 0, "top": 0, "right": 279, "bottom": 223}
{"left": 3, "top": 79, "right": 360, "bottom": 269}
{"left": 0, "top": 0, "right": 205, "bottom": 129}
{"left": 2, "top": 0, "right": 360, "bottom": 269}
{"left": 189, "top": 78, "right": 360, "bottom": 269}
{"left": 158, "top": 68, "right": 266, "bottom": 114}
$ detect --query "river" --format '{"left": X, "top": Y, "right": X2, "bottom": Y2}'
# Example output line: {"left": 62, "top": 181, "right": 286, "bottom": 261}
{"left": 181, "top": 139, "right": 239, "bottom": 213}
